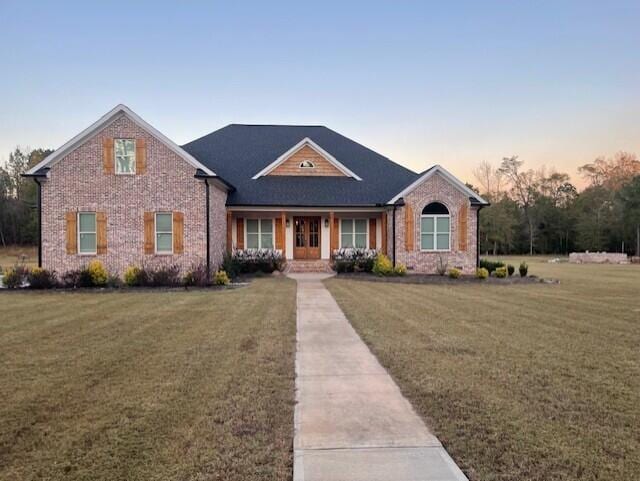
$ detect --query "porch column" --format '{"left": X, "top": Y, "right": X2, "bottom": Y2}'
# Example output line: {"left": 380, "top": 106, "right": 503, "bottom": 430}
{"left": 226, "top": 211, "right": 233, "bottom": 253}
{"left": 281, "top": 211, "right": 287, "bottom": 258}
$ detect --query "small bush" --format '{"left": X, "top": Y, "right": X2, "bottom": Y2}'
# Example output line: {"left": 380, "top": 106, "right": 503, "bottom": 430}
{"left": 448, "top": 267, "right": 462, "bottom": 279}
{"left": 3, "top": 266, "right": 27, "bottom": 288}
{"left": 479, "top": 258, "right": 505, "bottom": 273}
{"left": 230, "top": 249, "right": 284, "bottom": 274}
{"left": 183, "top": 263, "right": 210, "bottom": 287}
{"left": 331, "top": 248, "right": 377, "bottom": 273}
{"left": 334, "top": 260, "right": 355, "bottom": 273}
{"left": 494, "top": 266, "right": 508, "bottom": 278}
{"left": 214, "top": 270, "right": 230, "bottom": 286}
{"left": 107, "top": 274, "right": 122, "bottom": 288}
{"left": 507, "top": 264, "right": 515, "bottom": 276}
{"left": 372, "top": 254, "right": 394, "bottom": 276}
{"left": 436, "top": 255, "right": 448, "bottom": 276}
{"left": 27, "top": 267, "right": 58, "bottom": 289}
{"left": 148, "top": 265, "right": 181, "bottom": 287}
{"left": 124, "top": 266, "right": 144, "bottom": 287}
{"left": 519, "top": 261, "right": 528, "bottom": 277}
{"left": 87, "top": 260, "right": 108, "bottom": 287}
{"left": 394, "top": 263, "right": 407, "bottom": 276}
{"left": 476, "top": 267, "right": 489, "bottom": 279}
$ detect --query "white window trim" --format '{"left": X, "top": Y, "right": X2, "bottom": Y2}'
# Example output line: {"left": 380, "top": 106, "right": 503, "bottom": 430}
{"left": 114, "top": 138, "right": 137, "bottom": 175}
{"left": 245, "top": 218, "right": 275, "bottom": 249}
{"left": 420, "top": 213, "right": 451, "bottom": 252}
{"left": 155, "top": 212, "right": 174, "bottom": 255}
{"left": 77, "top": 212, "right": 97, "bottom": 256}
{"left": 299, "top": 160, "right": 316, "bottom": 168}
{"left": 339, "top": 218, "right": 369, "bottom": 249}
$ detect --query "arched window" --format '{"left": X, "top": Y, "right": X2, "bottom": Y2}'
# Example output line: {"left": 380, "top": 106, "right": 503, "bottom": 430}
{"left": 420, "top": 202, "right": 450, "bottom": 251}
{"left": 299, "top": 160, "right": 315, "bottom": 168}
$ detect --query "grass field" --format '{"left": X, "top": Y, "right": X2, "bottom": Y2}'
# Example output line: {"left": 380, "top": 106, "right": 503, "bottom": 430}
{"left": 0, "top": 278, "right": 297, "bottom": 481}
{"left": 325, "top": 258, "right": 640, "bottom": 481}
{"left": 0, "top": 245, "right": 37, "bottom": 270}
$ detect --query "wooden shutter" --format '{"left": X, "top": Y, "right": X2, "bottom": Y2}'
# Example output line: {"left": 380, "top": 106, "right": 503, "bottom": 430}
{"left": 332, "top": 216, "right": 339, "bottom": 251}
{"left": 96, "top": 212, "right": 107, "bottom": 254}
{"left": 275, "top": 217, "right": 283, "bottom": 249}
{"left": 405, "top": 204, "right": 414, "bottom": 251}
{"left": 236, "top": 218, "right": 244, "bottom": 249}
{"left": 226, "top": 211, "right": 233, "bottom": 252}
{"left": 380, "top": 212, "right": 387, "bottom": 255}
{"left": 103, "top": 138, "right": 114, "bottom": 174}
{"left": 173, "top": 212, "right": 184, "bottom": 254}
{"left": 458, "top": 203, "right": 468, "bottom": 251}
{"left": 369, "top": 218, "right": 376, "bottom": 249}
{"left": 136, "top": 138, "right": 146, "bottom": 175}
{"left": 66, "top": 212, "right": 77, "bottom": 254}
{"left": 144, "top": 212, "right": 155, "bottom": 254}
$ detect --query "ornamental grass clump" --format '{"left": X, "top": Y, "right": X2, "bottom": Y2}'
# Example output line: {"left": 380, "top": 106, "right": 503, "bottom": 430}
{"left": 476, "top": 267, "right": 489, "bottom": 279}
{"left": 3, "top": 266, "right": 28, "bottom": 289}
{"left": 519, "top": 261, "right": 529, "bottom": 277}
{"left": 213, "top": 270, "right": 230, "bottom": 286}
{"left": 507, "top": 264, "right": 515, "bottom": 276}
{"left": 494, "top": 266, "right": 508, "bottom": 278}
{"left": 448, "top": 267, "right": 462, "bottom": 279}
{"left": 393, "top": 263, "right": 407, "bottom": 276}
{"left": 124, "top": 266, "right": 144, "bottom": 287}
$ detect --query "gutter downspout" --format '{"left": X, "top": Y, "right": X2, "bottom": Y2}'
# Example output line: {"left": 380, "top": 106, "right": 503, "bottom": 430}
{"left": 34, "top": 178, "right": 42, "bottom": 268}
{"left": 392, "top": 198, "right": 405, "bottom": 268}
{"left": 204, "top": 179, "right": 211, "bottom": 279}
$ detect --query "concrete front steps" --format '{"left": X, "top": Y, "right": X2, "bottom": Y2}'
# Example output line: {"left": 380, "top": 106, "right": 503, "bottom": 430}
{"left": 284, "top": 260, "right": 334, "bottom": 274}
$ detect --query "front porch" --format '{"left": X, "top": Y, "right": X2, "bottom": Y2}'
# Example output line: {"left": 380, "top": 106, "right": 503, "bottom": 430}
{"left": 226, "top": 208, "right": 388, "bottom": 265}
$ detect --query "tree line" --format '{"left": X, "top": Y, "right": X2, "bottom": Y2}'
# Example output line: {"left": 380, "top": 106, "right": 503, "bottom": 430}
{"left": 473, "top": 152, "right": 640, "bottom": 256}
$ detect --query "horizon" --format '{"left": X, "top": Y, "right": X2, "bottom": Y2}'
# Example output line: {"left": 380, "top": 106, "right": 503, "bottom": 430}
{"left": 1, "top": 1, "right": 638, "bottom": 190}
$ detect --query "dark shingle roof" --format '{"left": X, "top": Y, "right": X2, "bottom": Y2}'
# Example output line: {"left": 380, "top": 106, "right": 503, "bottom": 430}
{"left": 182, "top": 125, "right": 419, "bottom": 206}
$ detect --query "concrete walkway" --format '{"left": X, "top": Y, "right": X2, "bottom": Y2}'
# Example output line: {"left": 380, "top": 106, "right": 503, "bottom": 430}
{"left": 290, "top": 273, "right": 468, "bottom": 481}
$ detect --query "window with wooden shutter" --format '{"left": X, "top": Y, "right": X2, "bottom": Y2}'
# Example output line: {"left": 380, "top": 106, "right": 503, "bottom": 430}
{"left": 236, "top": 218, "right": 244, "bottom": 249}
{"left": 103, "top": 138, "right": 114, "bottom": 174}
{"left": 458, "top": 203, "right": 468, "bottom": 251}
{"left": 144, "top": 212, "right": 155, "bottom": 254}
{"left": 173, "top": 212, "right": 184, "bottom": 254}
{"left": 369, "top": 218, "right": 376, "bottom": 249}
{"left": 405, "top": 204, "right": 414, "bottom": 251}
{"left": 66, "top": 212, "right": 77, "bottom": 254}
{"left": 96, "top": 212, "right": 107, "bottom": 254}
{"left": 136, "top": 138, "right": 146, "bottom": 174}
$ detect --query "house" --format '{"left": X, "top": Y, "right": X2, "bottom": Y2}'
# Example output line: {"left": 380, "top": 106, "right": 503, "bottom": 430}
{"left": 24, "top": 104, "right": 488, "bottom": 275}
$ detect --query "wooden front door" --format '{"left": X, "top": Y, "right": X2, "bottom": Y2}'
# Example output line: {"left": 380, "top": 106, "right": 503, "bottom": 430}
{"left": 294, "top": 217, "right": 321, "bottom": 259}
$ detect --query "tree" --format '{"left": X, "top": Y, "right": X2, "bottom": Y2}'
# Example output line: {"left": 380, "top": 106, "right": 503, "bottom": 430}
{"left": 617, "top": 176, "right": 640, "bottom": 256}
{"left": 579, "top": 152, "right": 640, "bottom": 190}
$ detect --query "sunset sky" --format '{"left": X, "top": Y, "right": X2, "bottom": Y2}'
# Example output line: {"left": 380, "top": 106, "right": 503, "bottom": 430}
{"left": 0, "top": 0, "right": 638, "bottom": 189}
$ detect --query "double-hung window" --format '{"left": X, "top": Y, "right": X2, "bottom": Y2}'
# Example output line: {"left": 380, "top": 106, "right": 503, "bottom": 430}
{"left": 78, "top": 212, "right": 97, "bottom": 254}
{"left": 340, "top": 219, "right": 367, "bottom": 248}
{"left": 115, "top": 139, "right": 136, "bottom": 174}
{"left": 155, "top": 213, "right": 173, "bottom": 254}
{"left": 420, "top": 202, "right": 450, "bottom": 251}
{"left": 246, "top": 219, "right": 273, "bottom": 249}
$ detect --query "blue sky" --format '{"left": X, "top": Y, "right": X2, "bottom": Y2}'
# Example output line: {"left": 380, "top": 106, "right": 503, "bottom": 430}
{"left": 0, "top": 0, "right": 638, "bottom": 187}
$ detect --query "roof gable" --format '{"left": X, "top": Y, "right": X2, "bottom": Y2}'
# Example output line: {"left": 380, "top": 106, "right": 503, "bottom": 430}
{"left": 252, "top": 137, "right": 362, "bottom": 180}
{"left": 26, "top": 104, "right": 216, "bottom": 177}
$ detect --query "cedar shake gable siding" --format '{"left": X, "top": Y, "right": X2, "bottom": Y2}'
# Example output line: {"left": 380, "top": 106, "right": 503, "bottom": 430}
{"left": 41, "top": 114, "right": 227, "bottom": 275}
{"left": 268, "top": 145, "right": 346, "bottom": 177}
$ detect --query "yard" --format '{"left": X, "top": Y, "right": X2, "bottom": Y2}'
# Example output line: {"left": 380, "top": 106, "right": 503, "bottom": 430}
{"left": 325, "top": 258, "right": 640, "bottom": 481}
{"left": 0, "top": 278, "right": 297, "bottom": 481}
{"left": 0, "top": 245, "right": 37, "bottom": 269}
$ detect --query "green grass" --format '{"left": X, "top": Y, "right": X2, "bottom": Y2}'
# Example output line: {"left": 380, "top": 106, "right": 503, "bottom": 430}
{"left": 325, "top": 259, "right": 640, "bottom": 481}
{"left": 0, "top": 245, "right": 37, "bottom": 271}
{"left": 0, "top": 278, "right": 297, "bottom": 481}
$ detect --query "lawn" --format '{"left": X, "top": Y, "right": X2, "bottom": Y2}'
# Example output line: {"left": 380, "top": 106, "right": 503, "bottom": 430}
{"left": 0, "top": 245, "right": 37, "bottom": 270}
{"left": 325, "top": 258, "right": 640, "bottom": 481}
{"left": 0, "top": 278, "right": 297, "bottom": 481}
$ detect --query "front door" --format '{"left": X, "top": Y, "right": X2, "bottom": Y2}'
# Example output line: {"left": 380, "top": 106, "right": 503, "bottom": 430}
{"left": 294, "top": 217, "right": 321, "bottom": 259}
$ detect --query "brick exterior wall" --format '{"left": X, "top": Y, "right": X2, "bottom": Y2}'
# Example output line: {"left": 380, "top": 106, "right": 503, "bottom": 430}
{"left": 41, "top": 114, "right": 227, "bottom": 276}
{"left": 387, "top": 172, "right": 478, "bottom": 274}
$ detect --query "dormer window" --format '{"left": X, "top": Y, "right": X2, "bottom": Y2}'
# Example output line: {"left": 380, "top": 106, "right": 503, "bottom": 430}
{"left": 299, "top": 160, "right": 315, "bottom": 168}
{"left": 115, "top": 139, "right": 136, "bottom": 174}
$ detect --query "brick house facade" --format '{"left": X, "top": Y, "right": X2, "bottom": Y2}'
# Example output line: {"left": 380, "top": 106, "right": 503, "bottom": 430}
{"left": 25, "top": 105, "right": 488, "bottom": 276}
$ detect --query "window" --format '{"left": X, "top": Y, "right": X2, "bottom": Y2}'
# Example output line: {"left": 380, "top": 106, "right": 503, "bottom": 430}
{"left": 421, "top": 202, "right": 450, "bottom": 251}
{"left": 299, "top": 160, "right": 315, "bottom": 168}
{"left": 78, "top": 212, "right": 97, "bottom": 254}
{"left": 246, "top": 219, "right": 274, "bottom": 249}
{"left": 340, "top": 219, "right": 367, "bottom": 248}
{"left": 115, "top": 139, "right": 136, "bottom": 174}
{"left": 155, "top": 213, "right": 173, "bottom": 254}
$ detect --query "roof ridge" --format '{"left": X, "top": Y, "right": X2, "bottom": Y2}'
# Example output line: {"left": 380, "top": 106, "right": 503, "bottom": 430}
{"left": 228, "top": 123, "right": 327, "bottom": 128}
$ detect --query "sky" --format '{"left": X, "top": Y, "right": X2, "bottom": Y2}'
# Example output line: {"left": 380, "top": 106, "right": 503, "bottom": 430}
{"left": 0, "top": 0, "right": 638, "bottom": 188}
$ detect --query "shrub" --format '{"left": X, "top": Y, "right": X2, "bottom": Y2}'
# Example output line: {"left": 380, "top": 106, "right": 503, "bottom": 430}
{"left": 27, "top": 267, "right": 58, "bottom": 289}
{"left": 87, "top": 260, "right": 108, "bottom": 287}
{"left": 334, "top": 260, "right": 355, "bottom": 273}
{"left": 183, "top": 263, "right": 210, "bottom": 287}
{"left": 519, "top": 261, "right": 528, "bottom": 277}
{"left": 3, "top": 266, "right": 26, "bottom": 288}
{"left": 214, "top": 270, "right": 230, "bottom": 286}
{"left": 107, "top": 274, "right": 122, "bottom": 288}
{"left": 479, "top": 258, "right": 505, "bottom": 273}
{"left": 124, "top": 266, "right": 144, "bottom": 287}
{"left": 507, "top": 264, "right": 515, "bottom": 276}
{"left": 394, "top": 263, "right": 407, "bottom": 276}
{"left": 476, "top": 267, "right": 489, "bottom": 279}
{"left": 147, "top": 265, "right": 181, "bottom": 287}
{"left": 448, "top": 267, "right": 462, "bottom": 279}
{"left": 494, "top": 266, "right": 508, "bottom": 278}
{"left": 230, "top": 249, "right": 284, "bottom": 274}
{"left": 436, "top": 255, "right": 448, "bottom": 276}
{"left": 331, "top": 248, "right": 377, "bottom": 273}
{"left": 372, "top": 254, "right": 393, "bottom": 276}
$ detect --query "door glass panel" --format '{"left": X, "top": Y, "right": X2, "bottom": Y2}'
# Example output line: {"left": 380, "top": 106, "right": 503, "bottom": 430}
{"left": 309, "top": 219, "right": 319, "bottom": 248}
{"left": 295, "top": 219, "right": 306, "bottom": 247}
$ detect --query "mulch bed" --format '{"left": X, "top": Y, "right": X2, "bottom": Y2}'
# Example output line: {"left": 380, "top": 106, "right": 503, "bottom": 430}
{"left": 334, "top": 272, "right": 558, "bottom": 285}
